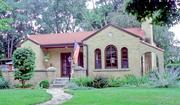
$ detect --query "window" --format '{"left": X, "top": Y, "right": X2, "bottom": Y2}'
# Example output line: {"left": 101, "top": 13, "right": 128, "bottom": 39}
{"left": 95, "top": 49, "right": 102, "bottom": 69}
{"left": 121, "top": 47, "right": 129, "bottom": 68}
{"left": 105, "top": 45, "right": 118, "bottom": 68}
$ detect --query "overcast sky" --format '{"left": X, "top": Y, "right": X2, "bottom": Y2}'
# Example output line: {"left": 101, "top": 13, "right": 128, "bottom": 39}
{"left": 170, "top": 23, "right": 180, "bottom": 41}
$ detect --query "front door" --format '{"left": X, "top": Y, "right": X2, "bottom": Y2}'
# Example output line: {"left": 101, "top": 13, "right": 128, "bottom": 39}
{"left": 61, "top": 53, "right": 71, "bottom": 77}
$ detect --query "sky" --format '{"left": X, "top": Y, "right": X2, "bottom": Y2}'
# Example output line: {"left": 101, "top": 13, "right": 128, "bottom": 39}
{"left": 170, "top": 23, "right": 180, "bottom": 41}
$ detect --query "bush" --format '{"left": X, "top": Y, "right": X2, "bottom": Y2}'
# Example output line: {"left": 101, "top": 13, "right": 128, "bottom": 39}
{"left": 15, "top": 84, "right": 33, "bottom": 88}
{"left": 0, "top": 77, "right": 9, "bottom": 89}
{"left": 121, "top": 74, "right": 139, "bottom": 86}
{"left": 92, "top": 76, "right": 108, "bottom": 88}
{"left": 13, "top": 48, "right": 36, "bottom": 88}
{"left": 73, "top": 77, "right": 93, "bottom": 87}
{"left": 39, "top": 80, "right": 50, "bottom": 89}
{"left": 108, "top": 77, "right": 123, "bottom": 87}
{"left": 0, "top": 70, "right": 2, "bottom": 77}
{"left": 66, "top": 82, "right": 80, "bottom": 90}
{"left": 148, "top": 68, "right": 180, "bottom": 88}
{"left": 120, "top": 74, "right": 149, "bottom": 87}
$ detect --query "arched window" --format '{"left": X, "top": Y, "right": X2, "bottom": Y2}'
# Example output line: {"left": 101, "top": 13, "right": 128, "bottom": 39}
{"left": 95, "top": 49, "right": 102, "bottom": 69}
{"left": 105, "top": 45, "right": 118, "bottom": 68}
{"left": 121, "top": 47, "right": 129, "bottom": 68}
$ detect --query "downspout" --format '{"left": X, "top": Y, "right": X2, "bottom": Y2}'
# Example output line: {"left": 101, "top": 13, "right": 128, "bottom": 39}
{"left": 82, "top": 44, "right": 89, "bottom": 76}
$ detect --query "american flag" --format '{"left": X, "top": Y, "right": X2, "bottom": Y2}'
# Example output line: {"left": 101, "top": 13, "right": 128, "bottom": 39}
{"left": 73, "top": 41, "right": 80, "bottom": 64}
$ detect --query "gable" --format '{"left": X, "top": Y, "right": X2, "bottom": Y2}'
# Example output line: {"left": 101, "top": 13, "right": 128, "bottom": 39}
{"left": 83, "top": 25, "right": 142, "bottom": 46}
{"left": 83, "top": 24, "right": 144, "bottom": 42}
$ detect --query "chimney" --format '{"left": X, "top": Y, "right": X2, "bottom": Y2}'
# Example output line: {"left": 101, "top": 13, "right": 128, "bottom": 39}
{"left": 141, "top": 19, "right": 154, "bottom": 45}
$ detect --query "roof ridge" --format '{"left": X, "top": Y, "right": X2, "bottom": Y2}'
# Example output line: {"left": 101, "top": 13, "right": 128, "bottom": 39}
{"left": 28, "top": 31, "right": 96, "bottom": 37}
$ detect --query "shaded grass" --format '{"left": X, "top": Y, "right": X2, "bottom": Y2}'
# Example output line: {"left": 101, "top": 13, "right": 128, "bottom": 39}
{"left": 0, "top": 89, "right": 51, "bottom": 105}
{"left": 62, "top": 88, "right": 180, "bottom": 105}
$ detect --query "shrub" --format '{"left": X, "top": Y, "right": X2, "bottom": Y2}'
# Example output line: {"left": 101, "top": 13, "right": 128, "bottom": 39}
{"left": 0, "top": 77, "right": 9, "bottom": 89}
{"left": 66, "top": 82, "right": 80, "bottom": 90}
{"left": 39, "top": 80, "right": 50, "bottom": 89}
{"left": 0, "top": 69, "right": 2, "bottom": 77}
{"left": 13, "top": 48, "right": 36, "bottom": 88}
{"left": 108, "top": 77, "right": 123, "bottom": 87}
{"left": 148, "top": 68, "right": 180, "bottom": 88}
{"left": 92, "top": 76, "right": 108, "bottom": 88}
{"left": 73, "top": 77, "right": 93, "bottom": 87}
{"left": 121, "top": 74, "right": 139, "bottom": 86}
{"left": 15, "top": 84, "right": 33, "bottom": 88}
{"left": 120, "top": 74, "right": 149, "bottom": 87}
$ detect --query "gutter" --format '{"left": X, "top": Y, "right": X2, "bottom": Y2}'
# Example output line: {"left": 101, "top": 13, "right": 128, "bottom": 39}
{"left": 82, "top": 44, "right": 89, "bottom": 76}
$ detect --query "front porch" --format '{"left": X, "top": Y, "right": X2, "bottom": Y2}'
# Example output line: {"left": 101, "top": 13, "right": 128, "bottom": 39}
{"left": 42, "top": 45, "right": 87, "bottom": 78}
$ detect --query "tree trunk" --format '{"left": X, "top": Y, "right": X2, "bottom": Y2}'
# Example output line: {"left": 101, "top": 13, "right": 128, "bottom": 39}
{"left": 21, "top": 80, "right": 25, "bottom": 88}
{"left": 10, "top": 34, "right": 14, "bottom": 58}
{"left": 7, "top": 38, "right": 10, "bottom": 58}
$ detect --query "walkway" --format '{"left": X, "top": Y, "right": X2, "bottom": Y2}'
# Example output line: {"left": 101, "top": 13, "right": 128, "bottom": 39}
{"left": 37, "top": 88, "right": 72, "bottom": 105}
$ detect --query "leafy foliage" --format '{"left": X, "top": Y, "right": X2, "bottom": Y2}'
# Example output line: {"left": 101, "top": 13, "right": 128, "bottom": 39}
{"left": 39, "top": 80, "right": 49, "bottom": 89}
{"left": 0, "top": 77, "right": 9, "bottom": 89}
{"left": 107, "top": 77, "right": 123, "bottom": 87}
{"left": 0, "top": 0, "right": 12, "bottom": 31}
{"left": 148, "top": 68, "right": 180, "bottom": 88}
{"left": 66, "top": 82, "right": 80, "bottom": 90}
{"left": 13, "top": 48, "right": 35, "bottom": 88}
{"left": 153, "top": 25, "right": 176, "bottom": 65}
{"left": 92, "top": 76, "right": 108, "bottom": 88}
{"left": 15, "top": 83, "right": 33, "bottom": 88}
{"left": 0, "top": 69, "right": 2, "bottom": 77}
{"left": 73, "top": 77, "right": 93, "bottom": 87}
{"left": 125, "top": 0, "right": 180, "bottom": 26}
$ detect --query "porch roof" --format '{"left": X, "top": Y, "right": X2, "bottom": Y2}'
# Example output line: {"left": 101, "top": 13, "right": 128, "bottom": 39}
{"left": 27, "top": 25, "right": 145, "bottom": 46}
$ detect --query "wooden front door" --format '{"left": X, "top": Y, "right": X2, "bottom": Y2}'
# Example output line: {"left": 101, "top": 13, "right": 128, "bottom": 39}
{"left": 61, "top": 53, "right": 71, "bottom": 77}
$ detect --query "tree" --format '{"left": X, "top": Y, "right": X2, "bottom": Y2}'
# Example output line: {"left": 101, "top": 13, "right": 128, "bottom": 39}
{"left": 13, "top": 48, "right": 35, "bottom": 88}
{"left": 0, "top": 0, "right": 46, "bottom": 59}
{"left": 81, "top": 0, "right": 141, "bottom": 30}
{"left": 39, "top": 0, "right": 87, "bottom": 33}
{"left": 0, "top": 0, "right": 12, "bottom": 31}
{"left": 125, "top": 0, "right": 180, "bottom": 26}
{"left": 153, "top": 25, "right": 175, "bottom": 65}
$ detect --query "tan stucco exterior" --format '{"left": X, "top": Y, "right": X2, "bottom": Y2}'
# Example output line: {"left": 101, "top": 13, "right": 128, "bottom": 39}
{"left": 21, "top": 40, "right": 45, "bottom": 70}
{"left": 83, "top": 26, "right": 163, "bottom": 78}
{"left": 21, "top": 25, "right": 164, "bottom": 80}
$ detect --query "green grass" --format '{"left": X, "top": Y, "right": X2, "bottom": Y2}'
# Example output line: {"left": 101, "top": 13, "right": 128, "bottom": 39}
{"left": 0, "top": 89, "right": 51, "bottom": 105}
{"left": 62, "top": 88, "right": 180, "bottom": 105}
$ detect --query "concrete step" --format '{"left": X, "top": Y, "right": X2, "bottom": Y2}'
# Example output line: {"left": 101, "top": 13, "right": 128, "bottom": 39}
{"left": 51, "top": 77, "right": 71, "bottom": 88}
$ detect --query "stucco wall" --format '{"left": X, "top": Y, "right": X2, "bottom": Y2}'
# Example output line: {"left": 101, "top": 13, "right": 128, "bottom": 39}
{"left": 21, "top": 40, "right": 45, "bottom": 70}
{"left": 45, "top": 48, "right": 83, "bottom": 77}
{"left": 2, "top": 71, "right": 55, "bottom": 85}
{"left": 84, "top": 26, "right": 143, "bottom": 78}
{"left": 84, "top": 26, "right": 164, "bottom": 78}
{"left": 139, "top": 42, "right": 164, "bottom": 73}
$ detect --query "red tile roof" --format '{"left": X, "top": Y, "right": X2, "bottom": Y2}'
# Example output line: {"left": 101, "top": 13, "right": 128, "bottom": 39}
{"left": 28, "top": 31, "right": 95, "bottom": 45}
{"left": 27, "top": 25, "right": 145, "bottom": 46}
{"left": 122, "top": 28, "right": 145, "bottom": 38}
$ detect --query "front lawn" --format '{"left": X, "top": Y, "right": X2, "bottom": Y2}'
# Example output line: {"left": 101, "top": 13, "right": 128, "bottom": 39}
{"left": 62, "top": 88, "right": 180, "bottom": 105}
{"left": 0, "top": 89, "right": 51, "bottom": 105}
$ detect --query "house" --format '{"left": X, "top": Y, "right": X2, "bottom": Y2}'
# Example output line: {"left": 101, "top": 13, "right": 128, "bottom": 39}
{"left": 0, "top": 58, "right": 13, "bottom": 71}
{"left": 21, "top": 22, "right": 164, "bottom": 83}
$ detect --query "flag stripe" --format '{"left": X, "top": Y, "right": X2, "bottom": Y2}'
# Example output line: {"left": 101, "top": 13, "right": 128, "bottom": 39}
{"left": 73, "top": 42, "right": 80, "bottom": 64}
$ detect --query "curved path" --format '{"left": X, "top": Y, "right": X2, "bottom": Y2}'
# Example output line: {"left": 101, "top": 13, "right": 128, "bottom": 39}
{"left": 37, "top": 88, "right": 72, "bottom": 105}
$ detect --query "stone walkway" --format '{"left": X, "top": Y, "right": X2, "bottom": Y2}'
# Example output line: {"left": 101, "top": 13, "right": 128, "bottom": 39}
{"left": 37, "top": 88, "right": 72, "bottom": 105}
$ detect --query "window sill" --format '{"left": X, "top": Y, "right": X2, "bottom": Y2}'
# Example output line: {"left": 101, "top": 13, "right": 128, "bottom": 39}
{"left": 94, "top": 69, "right": 130, "bottom": 72}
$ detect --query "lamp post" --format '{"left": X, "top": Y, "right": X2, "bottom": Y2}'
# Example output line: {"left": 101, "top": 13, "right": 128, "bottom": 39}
{"left": 68, "top": 56, "right": 72, "bottom": 81}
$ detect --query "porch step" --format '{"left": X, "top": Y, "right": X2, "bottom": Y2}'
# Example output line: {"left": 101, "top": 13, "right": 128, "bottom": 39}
{"left": 51, "top": 78, "right": 71, "bottom": 88}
